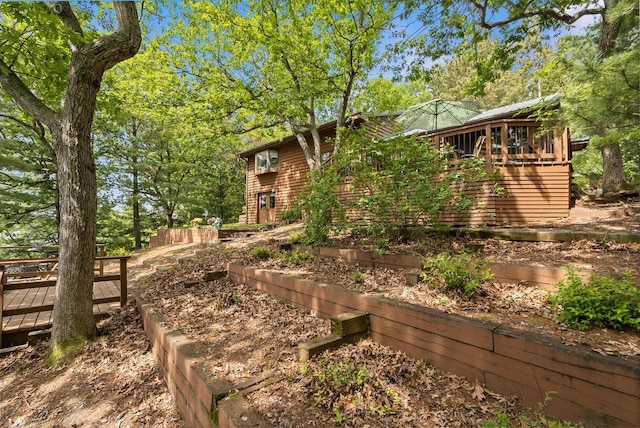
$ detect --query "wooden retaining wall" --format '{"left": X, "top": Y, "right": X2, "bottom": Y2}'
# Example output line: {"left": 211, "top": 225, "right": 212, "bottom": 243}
{"left": 149, "top": 229, "right": 219, "bottom": 248}
{"left": 227, "top": 264, "right": 640, "bottom": 427}
{"left": 137, "top": 298, "right": 267, "bottom": 428}
{"left": 297, "top": 245, "right": 640, "bottom": 289}
{"left": 297, "top": 246, "right": 569, "bottom": 289}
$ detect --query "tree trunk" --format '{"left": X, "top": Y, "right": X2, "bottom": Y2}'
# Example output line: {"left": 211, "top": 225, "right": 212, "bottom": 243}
{"left": 166, "top": 208, "right": 174, "bottom": 228}
{"left": 52, "top": 73, "right": 99, "bottom": 342}
{"left": 0, "top": 3, "right": 141, "bottom": 350}
{"left": 601, "top": 143, "right": 626, "bottom": 194}
{"left": 132, "top": 159, "right": 141, "bottom": 249}
{"left": 596, "top": 2, "right": 627, "bottom": 193}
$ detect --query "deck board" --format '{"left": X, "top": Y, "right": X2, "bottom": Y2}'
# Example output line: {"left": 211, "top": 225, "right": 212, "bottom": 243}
{"left": 2, "top": 282, "right": 121, "bottom": 334}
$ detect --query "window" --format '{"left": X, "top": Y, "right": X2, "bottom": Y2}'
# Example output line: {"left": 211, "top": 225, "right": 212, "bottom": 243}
{"left": 255, "top": 149, "right": 279, "bottom": 173}
{"left": 491, "top": 127, "right": 502, "bottom": 155}
{"left": 507, "top": 126, "right": 528, "bottom": 155}
{"left": 259, "top": 194, "right": 267, "bottom": 209}
{"left": 269, "top": 191, "right": 276, "bottom": 208}
{"left": 321, "top": 151, "right": 332, "bottom": 164}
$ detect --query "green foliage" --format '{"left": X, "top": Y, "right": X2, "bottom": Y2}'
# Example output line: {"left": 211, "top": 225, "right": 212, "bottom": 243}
{"left": 538, "top": 27, "right": 639, "bottom": 191}
{"left": 300, "top": 169, "right": 345, "bottom": 245}
{"left": 426, "top": 37, "right": 552, "bottom": 109}
{"left": 276, "top": 249, "right": 313, "bottom": 265}
{"left": 621, "top": 130, "right": 640, "bottom": 187}
{"left": 350, "top": 77, "right": 432, "bottom": 114}
{"left": 483, "top": 391, "right": 580, "bottom": 427}
{"left": 250, "top": 245, "right": 272, "bottom": 260}
{"left": 319, "top": 128, "right": 489, "bottom": 242}
{"left": 550, "top": 270, "right": 640, "bottom": 331}
{"left": 374, "top": 238, "right": 390, "bottom": 255}
{"left": 421, "top": 253, "right": 493, "bottom": 298}
{"left": 350, "top": 271, "right": 367, "bottom": 284}
{"left": 289, "top": 232, "right": 304, "bottom": 245}
{"left": 280, "top": 205, "right": 303, "bottom": 224}
{"left": 571, "top": 144, "right": 603, "bottom": 190}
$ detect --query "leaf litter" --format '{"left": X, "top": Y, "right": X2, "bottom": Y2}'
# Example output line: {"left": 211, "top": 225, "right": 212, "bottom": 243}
{"left": 1, "top": 202, "right": 639, "bottom": 427}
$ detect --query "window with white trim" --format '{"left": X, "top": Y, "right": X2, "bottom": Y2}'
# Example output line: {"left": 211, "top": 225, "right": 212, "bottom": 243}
{"left": 255, "top": 149, "right": 279, "bottom": 173}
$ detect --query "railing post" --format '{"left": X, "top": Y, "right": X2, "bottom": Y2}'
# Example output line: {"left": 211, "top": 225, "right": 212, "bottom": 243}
{"left": 97, "top": 244, "right": 105, "bottom": 276}
{"left": 1, "top": 265, "right": 5, "bottom": 348}
{"left": 119, "top": 257, "right": 128, "bottom": 307}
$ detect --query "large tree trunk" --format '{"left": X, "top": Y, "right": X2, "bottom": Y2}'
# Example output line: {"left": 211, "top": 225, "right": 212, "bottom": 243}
{"left": 52, "top": 74, "right": 100, "bottom": 342}
{"left": 596, "top": 2, "right": 627, "bottom": 193}
{"left": 601, "top": 143, "right": 626, "bottom": 194}
{"left": 0, "top": 3, "right": 140, "bottom": 349}
{"left": 51, "top": 4, "right": 141, "bottom": 346}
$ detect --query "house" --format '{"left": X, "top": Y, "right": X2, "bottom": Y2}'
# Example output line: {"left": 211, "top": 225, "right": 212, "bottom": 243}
{"left": 237, "top": 113, "right": 394, "bottom": 224}
{"left": 238, "top": 95, "right": 573, "bottom": 226}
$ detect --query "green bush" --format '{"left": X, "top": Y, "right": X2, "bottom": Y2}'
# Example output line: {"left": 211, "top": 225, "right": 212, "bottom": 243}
{"left": 421, "top": 253, "right": 492, "bottom": 298}
{"left": 300, "top": 169, "right": 345, "bottom": 245}
{"left": 250, "top": 245, "right": 271, "bottom": 260}
{"left": 550, "top": 270, "right": 640, "bottom": 331}
{"left": 289, "top": 232, "right": 304, "bottom": 244}
{"left": 350, "top": 271, "right": 366, "bottom": 284}
{"left": 280, "top": 205, "right": 303, "bottom": 223}
{"left": 277, "top": 249, "right": 313, "bottom": 265}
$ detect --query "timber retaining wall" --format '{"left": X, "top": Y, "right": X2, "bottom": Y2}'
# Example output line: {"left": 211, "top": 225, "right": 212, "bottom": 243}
{"left": 137, "top": 298, "right": 267, "bottom": 428}
{"left": 227, "top": 263, "right": 640, "bottom": 427}
{"left": 149, "top": 229, "right": 219, "bottom": 248}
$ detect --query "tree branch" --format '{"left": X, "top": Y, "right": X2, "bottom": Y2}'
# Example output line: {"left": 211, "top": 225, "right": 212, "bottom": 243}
{"left": 46, "top": 2, "right": 83, "bottom": 37}
{"left": 470, "top": 0, "right": 605, "bottom": 28}
{"left": 0, "top": 59, "right": 60, "bottom": 129}
{"left": 88, "top": 1, "right": 142, "bottom": 72}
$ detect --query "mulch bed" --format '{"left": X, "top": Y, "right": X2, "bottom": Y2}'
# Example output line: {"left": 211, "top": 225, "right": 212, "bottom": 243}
{"left": 133, "top": 231, "right": 639, "bottom": 426}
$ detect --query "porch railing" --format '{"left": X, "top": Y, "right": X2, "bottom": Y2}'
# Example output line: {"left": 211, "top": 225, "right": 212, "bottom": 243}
{"left": 0, "top": 255, "right": 129, "bottom": 348}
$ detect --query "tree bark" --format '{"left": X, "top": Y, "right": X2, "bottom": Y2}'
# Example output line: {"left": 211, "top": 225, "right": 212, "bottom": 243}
{"left": 596, "top": 0, "right": 627, "bottom": 193}
{"left": 0, "top": 2, "right": 142, "bottom": 348}
{"left": 601, "top": 143, "right": 626, "bottom": 194}
{"left": 51, "top": 2, "right": 141, "bottom": 347}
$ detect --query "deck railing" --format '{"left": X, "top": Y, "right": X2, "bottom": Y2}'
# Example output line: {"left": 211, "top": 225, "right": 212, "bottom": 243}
{"left": 0, "top": 255, "right": 129, "bottom": 348}
{"left": 0, "top": 244, "right": 107, "bottom": 275}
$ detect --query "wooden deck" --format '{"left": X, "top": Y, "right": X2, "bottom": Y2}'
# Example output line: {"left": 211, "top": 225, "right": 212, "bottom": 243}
{"left": 1, "top": 255, "right": 130, "bottom": 347}
{"left": 2, "top": 282, "right": 121, "bottom": 335}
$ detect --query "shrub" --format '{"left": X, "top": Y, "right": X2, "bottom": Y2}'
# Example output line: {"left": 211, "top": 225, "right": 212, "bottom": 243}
{"left": 289, "top": 232, "right": 304, "bottom": 244}
{"left": 300, "top": 169, "right": 345, "bottom": 245}
{"left": 350, "top": 271, "right": 366, "bottom": 284}
{"left": 280, "top": 205, "right": 302, "bottom": 223}
{"left": 374, "top": 238, "right": 389, "bottom": 255}
{"left": 550, "top": 270, "right": 640, "bottom": 331}
{"left": 250, "top": 245, "right": 271, "bottom": 260}
{"left": 277, "top": 249, "right": 313, "bottom": 265}
{"left": 421, "top": 253, "right": 492, "bottom": 298}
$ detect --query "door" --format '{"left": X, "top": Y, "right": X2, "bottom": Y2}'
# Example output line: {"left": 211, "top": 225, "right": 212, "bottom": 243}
{"left": 257, "top": 191, "right": 276, "bottom": 224}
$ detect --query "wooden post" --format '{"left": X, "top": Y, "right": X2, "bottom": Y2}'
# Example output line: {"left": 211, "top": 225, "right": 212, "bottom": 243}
{"left": 1, "top": 265, "right": 4, "bottom": 348}
{"left": 119, "top": 257, "right": 128, "bottom": 307}
{"left": 501, "top": 122, "right": 509, "bottom": 165}
{"left": 97, "top": 244, "right": 106, "bottom": 276}
{"left": 485, "top": 124, "right": 492, "bottom": 171}
{"left": 553, "top": 125, "right": 563, "bottom": 163}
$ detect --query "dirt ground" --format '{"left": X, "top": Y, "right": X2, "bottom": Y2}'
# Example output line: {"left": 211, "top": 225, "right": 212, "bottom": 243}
{"left": 1, "top": 198, "right": 639, "bottom": 427}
